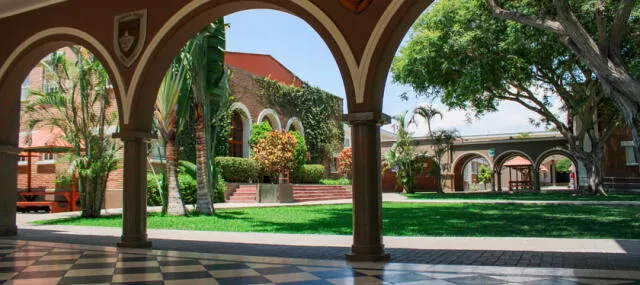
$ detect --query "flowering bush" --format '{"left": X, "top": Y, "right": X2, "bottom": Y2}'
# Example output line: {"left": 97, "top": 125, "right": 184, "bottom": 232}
{"left": 338, "top": 147, "right": 352, "bottom": 179}
{"left": 252, "top": 130, "right": 298, "bottom": 182}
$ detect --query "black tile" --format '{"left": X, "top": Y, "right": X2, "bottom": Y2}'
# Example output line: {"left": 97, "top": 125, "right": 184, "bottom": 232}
{"left": 33, "top": 259, "right": 76, "bottom": 266}
{"left": 217, "top": 276, "right": 273, "bottom": 285}
{"left": 13, "top": 270, "right": 68, "bottom": 279}
{"left": 376, "top": 272, "right": 432, "bottom": 283}
{"left": 114, "top": 266, "right": 161, "bottom": 274}
{"left": 46, "top": 250, "right": 84, "bottom": 256}
{"left": 112, "top": 282, "right": 164, "bottom": 285}
{"left": 0, "top": 256, "right": 43, "bottom": 262}
{"left": 0, "top": 266, "right": 26, "bottom": 273}
{"left": 203, "top": 262, "right": 250, "bottom": 271}
{"left": 311, "top": 270, "right": 365, "bottom": 279}
{"left": 254, "top": 266, "right": 303, "bottom": 275}
{"left": 162, "top": 271, "right": 213, "bottom": 280}
{"left": 277, "top": 280, "right": 333, "bottom": 285}
{"left": 59, "top": 275, "right": 113, "bottom": 285}
{"left": 71, "top": 262, "right": 115, "bottom": 269}
{"left": 158, "top": 259, "right": 201, "bottom": 266}
{"left": 118, "top": 256, "right": 156, "bottom": 262}
{"left": 83, "top": 253, "right": 117, "bottom": 258}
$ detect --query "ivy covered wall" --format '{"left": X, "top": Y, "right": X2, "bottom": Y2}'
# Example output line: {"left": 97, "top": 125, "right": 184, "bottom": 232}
{"left": 255, "top": 77, "right": 344, "bottom": 163}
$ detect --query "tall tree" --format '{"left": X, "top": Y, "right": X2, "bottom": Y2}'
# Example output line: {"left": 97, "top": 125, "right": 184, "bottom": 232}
{"left": 392, "top": 0, "right": 621, "bottom": 194}
{"left": 485, "top": 0, "right": 640, "bottom": 160}
{"left": 154, "top": 63, "right": 187, "bottom": 216}
{"left": 431, "top": 129, "right": 461, "bottom": 192}
{"left": 186, "top": 19, "right": 230, "bottom": 215}
{"left": 411, "top": 105, "right": 448, "bottom": 193}
{"left": 383, "top": 111, "right": 423, "bottom": 194}
{"left": 24, "top": 47, "right": 120, "bottom": 218}
{"left": 412, "top": 105, "right": 442, "bottom": 136}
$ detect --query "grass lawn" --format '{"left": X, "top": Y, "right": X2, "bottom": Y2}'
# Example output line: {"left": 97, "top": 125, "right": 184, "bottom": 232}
{"left": 35, "top": 202, "right": 640, "bottom": 239}
{"left": 404, "top": 192, "right": 640, "bottom": 201}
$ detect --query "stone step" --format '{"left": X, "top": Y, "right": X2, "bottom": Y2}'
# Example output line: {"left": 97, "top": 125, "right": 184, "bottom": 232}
{"left": 292, "top": 190, "right": 351, "bottom": 194}
{"left": 294, "top": 196, "right": 351, "bottom": 202}
{"left": 234, "top": 189, "right": 257, "bottom": 194}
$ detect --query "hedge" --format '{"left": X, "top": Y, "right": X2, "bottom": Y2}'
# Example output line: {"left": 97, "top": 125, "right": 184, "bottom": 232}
{"left": 147, "top": 172, "right": 225, "bottom": 206}
{"left": 293, "top": 164, "right": 325, "bottom": 184}
{"left": 215, "top": 157, "right": 259, "bottom": 182}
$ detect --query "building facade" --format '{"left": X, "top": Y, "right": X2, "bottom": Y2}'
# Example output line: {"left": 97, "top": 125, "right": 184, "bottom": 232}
{"left": 17, "top": 49, "right": 341, "bottom": 209}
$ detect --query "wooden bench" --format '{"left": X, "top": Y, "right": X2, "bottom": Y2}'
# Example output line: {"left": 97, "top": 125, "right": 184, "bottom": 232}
{"left": 16, "top": 191, "right": 80, "bottom": 213}
{"left": 16, "top": 201, "right": 66, "bottom": 213}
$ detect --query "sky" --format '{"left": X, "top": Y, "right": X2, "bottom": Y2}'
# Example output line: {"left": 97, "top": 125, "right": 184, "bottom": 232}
{"left": 225, "top": 9, "right": 554, "bottom": 137}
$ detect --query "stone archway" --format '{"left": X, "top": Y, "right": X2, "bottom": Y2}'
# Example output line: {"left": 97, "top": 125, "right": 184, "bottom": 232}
{"left": 286, "top": 117, "right": 305, "bottom": 137}
{"left": 534, "top": 148, "right": 579, "bottom": 191}
{"left": 0, "top": 28, "right": 126, "bottom": 236}
{"left": 229, "top": 103, "right": 252, "bottom": 158}
{"left": 257, "top": 108, "right": 282, "bottom": 130}
{"left": 452, "top": 152, "right": 493, "bottom": 192}
{"left": 493, "top": 151, "right": 535, "bottom": 191}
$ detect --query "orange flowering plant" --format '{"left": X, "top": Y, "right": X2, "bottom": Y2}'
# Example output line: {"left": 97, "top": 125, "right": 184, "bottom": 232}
{"left": 252, "top": 130, "right": 298, "bottom": 182}
{"left": 337, "top": 147, "right": 352, "bottom": 179}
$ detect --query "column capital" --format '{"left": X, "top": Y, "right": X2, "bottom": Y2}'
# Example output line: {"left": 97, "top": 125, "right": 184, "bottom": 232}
{"left": 0, "top": 144, "right": 20, "bottom": 154}
{"left": 343, "top": 112, "right": 390, "bottom": 125}
{"left": 113, "top": 130, "right": 157, "bottom": 142}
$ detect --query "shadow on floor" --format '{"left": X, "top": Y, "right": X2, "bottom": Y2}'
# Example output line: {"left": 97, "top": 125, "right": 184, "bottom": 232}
{"left": 4, "top": 228, "right": 640, "bottom": 271}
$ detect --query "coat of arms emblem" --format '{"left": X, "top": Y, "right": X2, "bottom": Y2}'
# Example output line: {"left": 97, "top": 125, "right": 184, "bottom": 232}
{"left": 339, "top": 0, "right": 373, "bottom": 14}
{"left": 114, "top": 9, "right": 147, "bottom": 67}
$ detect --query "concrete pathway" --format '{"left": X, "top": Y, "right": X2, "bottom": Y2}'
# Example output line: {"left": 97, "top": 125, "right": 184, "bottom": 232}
{"left": 12, "top": 211, "right": 640, "bottom": 271}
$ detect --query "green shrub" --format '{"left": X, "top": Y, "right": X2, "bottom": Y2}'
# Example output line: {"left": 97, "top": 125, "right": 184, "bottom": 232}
{"left": 214, "top": 172, "right": 226, "bottom": 203}
{"left": 249, "top": 121, "right": 272, "bottom": 148}
{"left": 215, "top": 157, "right": 259, "bottom": 182}
{"left": 319, "top": 178, "right": 351, "bottom": 186}
{"left": 291, "top": 131, "right": 308, "bottom": 171}
{"left": 147, "top": 173, "right": 165, "bottom": 206}
{"left": 293, "top": 164, "right": 325, "bottom": 184}
{"left": 178, "top": 173, "right": 197, "bottom": 205}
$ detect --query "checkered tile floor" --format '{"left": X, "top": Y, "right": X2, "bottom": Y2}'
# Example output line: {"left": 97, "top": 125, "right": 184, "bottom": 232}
{"left": 0, "top": 241, "right": 638, "bottom": 284}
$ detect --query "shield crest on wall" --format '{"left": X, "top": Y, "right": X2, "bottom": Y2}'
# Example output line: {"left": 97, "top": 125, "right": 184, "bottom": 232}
{"left": 339, "top": 0, "right": 373, "bottom": 14}
{"left": 114, "top": 9, "right": 147, "bottom": 67}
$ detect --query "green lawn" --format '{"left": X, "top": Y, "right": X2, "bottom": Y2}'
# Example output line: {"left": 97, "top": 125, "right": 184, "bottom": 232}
{"left": 35, "top": 202, "right": 640, "bottom": 239}
{"left": 404, "top": 192, "right": 640, "bottom": 201}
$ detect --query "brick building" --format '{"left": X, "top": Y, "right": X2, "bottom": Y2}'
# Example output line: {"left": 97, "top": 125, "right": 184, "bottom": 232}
{"left": 17, "top": 49, "right": 342, "bottom": 209}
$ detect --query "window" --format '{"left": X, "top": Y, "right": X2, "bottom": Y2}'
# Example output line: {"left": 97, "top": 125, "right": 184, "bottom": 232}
{"left": 229, "top": 112, "right": 244, "bottom": 157}
{"left": 344, "top": 138, "right": 351, "bottom": 148}
{"left": 622, "top": 141, "right": 639, "bottom": 166}
{"left": 40, "top": 153, "right": 56, "bottom": 162}
{"left": 18, "top": 156, "right": 28, "bottom": 165}
{"left": 20, "top": 76, "right": 30, "bottom": 101}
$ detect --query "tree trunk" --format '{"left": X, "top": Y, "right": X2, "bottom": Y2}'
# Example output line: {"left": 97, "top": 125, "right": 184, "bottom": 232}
{"left": 194, "top": 108, "right": 213, "bottom": 215}
{"left": 165, "top": 139, "right": 186, "bottom": 216}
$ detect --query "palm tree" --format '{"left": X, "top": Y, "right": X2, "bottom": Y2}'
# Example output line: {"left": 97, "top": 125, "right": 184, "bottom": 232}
{"left": 154, "top": 65, "right": 187, "bottom": 216}
{"left": 24, "top": 47, "right": 120, "bottom": 218}
{"left": 187, "top": 19, "right": 230, "bottom": 215}
{"left": 412, "top": 105, "right": 442, "bottom": 136}
{"left": 383, "top": 111, "right": 422, "bottom": 194}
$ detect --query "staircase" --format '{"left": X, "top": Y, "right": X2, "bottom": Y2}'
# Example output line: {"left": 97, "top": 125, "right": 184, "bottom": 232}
{"left": 292, "top": 185, "right": 352, "bottom": 202}
{"left": 227, "top": 185, "right": 257, "bottom": 203}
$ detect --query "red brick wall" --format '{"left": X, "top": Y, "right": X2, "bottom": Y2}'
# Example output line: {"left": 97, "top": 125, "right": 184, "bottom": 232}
{"left": 603, "top": 127, "right": 640, "bottom": 178}
{"left": 16, "top": 156, "right": 58, "bottom": 191}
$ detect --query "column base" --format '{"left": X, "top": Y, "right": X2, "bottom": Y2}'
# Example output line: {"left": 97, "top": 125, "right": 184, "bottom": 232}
{"left": 0, "top": 225, "right": 17, "bottom": 236}
{"left": 346, "top": 244, "right": 390, "bottom": 262}
{"left": 117, "top": 236, "right": 152, "bottom": 248}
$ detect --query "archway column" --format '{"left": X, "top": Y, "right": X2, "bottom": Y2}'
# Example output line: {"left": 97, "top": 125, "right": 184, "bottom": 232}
{"left": 0, "top": 144, "right": 19, "bottom": 236}
{"left": 344, "top": 112, "right": 390, "bottom": 262}
{"left": 114, "top": 131, "right": 155, "bottom": 248}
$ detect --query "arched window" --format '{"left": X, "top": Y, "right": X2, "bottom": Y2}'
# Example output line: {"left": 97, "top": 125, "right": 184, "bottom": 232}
{"left": 264, "top": 116, "right": 274, "bottom": 129}
{"left": 229, "top": 112, "right": 244, "bottom": 157}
